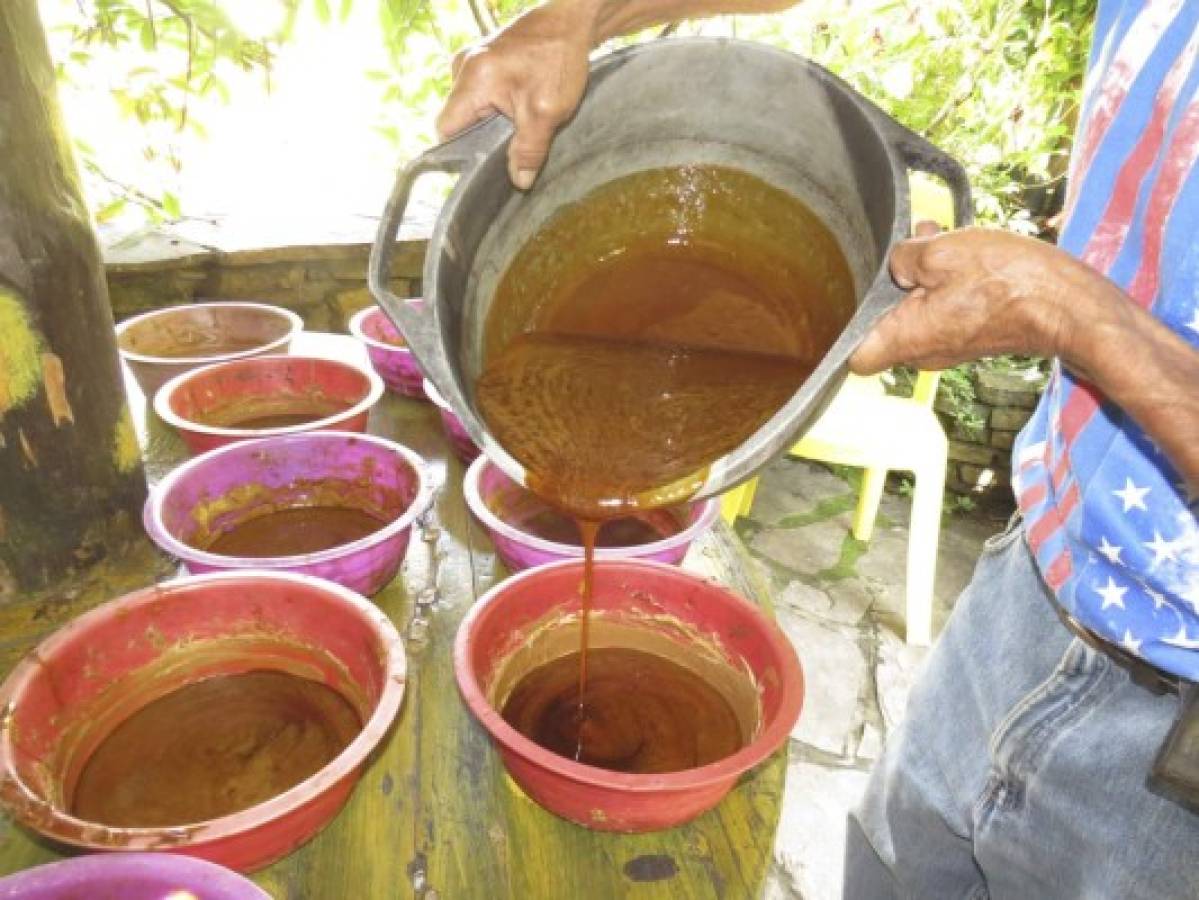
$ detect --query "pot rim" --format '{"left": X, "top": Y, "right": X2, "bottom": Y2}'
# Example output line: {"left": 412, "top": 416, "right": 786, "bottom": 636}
{"left": 115, "top": 301, "right": 303, "bottom": 367}
{"left": 453, "top": 558, "right": 804, "bottom": 792}
{"left": 152, "top": 354, "right": 385, "bottom": 440}
{"left": 462, "top": 454, "right": 719, "bottom": 561}
{"left": 347, "top": 304, "right": 417, "bottom": 357}
{"left": 0, "top": 570, "right": 406, "bottom": 852}
{"left": 143, "top": 430, "right": 436, "bottom": 569}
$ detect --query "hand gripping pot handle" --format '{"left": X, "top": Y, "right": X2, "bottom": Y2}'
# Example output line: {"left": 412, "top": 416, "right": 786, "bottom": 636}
{"left": 367, "top": 115, "right": 513, "bottom": 380}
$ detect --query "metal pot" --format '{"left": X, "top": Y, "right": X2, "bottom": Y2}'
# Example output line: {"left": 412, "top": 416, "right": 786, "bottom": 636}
{"left": 369, "top": 38, "right": 969, "bottom": 501}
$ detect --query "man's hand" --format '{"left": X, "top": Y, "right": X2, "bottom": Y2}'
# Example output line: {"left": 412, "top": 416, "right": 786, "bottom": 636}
{"left": 851, "top": 226, "right": 1199, "bottom": 491}
{"left": 436, "top": 3, "right": 591, "bottom": 190}
{"left": 849, "top": 227, "right": 1084, "bottom": 374}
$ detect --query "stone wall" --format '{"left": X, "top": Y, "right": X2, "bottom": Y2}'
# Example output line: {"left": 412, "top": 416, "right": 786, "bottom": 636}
{"left": 933, "top": 364, "right": 1048, "bottom": 498}
{"left": 105, "top": 238, "right": 426, "bottom": 333}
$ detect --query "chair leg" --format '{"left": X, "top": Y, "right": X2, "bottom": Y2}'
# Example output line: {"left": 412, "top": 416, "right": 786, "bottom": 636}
{"left": 904, "top": 457, "right": 946, "bottom": 646}
{"left": 851, "top": 466, "right": 887, "bottom": 542}
{"left": 720, "top": 479, "right": 758, "bottom": 525}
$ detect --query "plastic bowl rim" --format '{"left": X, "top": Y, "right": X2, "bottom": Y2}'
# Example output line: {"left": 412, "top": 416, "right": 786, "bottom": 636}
{"left": 347, "top": 305, "right": 416, "bottom": 357}
{"left": 452, "top": 557, "right": 804, "bottom": 793}
{"left": 152, "top": 354, "right": 385, "bottom": 439}
{"left": 463, "top": 455, "right": 720, "bottom": 561}
{"left": 143, "top": 430, "right": 435, "bottom": 569}
{"left": 0, "top": 570, "right": 406, "bottom": 851}
{"left": 115, "top": 301, "right": 303, "bottom": 367}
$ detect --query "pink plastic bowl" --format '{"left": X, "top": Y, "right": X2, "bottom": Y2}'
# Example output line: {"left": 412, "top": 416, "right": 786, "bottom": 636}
{"left": 144, "top": 432, "right": 434, "bottom": 595}
{"left": 348, "top": 305, "right": 427, "bottom": 399}
{"left": 454, "top": 559, "right": 803, "bottom": 831}
{"left": 423, "top": 378, "right": 480, "bottom": 463}
{"left": 0, "top": 571, "right": 406, "bottom": 872}
{"left": 464, "top": 455, "right": 719, "bottom": 571}
{"left": 0, "top": 853, "right": 270, "bottom": 899}
{"left": 116, "top": 301, "right": 303, "bottom": 398}
{"left": 154, "top": 354, "right": 385, "bottom": 455}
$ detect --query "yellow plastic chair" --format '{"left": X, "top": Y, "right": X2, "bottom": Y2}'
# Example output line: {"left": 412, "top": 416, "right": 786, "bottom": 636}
{"left": 720, "top": 175, "right": 953, "bottom": 646}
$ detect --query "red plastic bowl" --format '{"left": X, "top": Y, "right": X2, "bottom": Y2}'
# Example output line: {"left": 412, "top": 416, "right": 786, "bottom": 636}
{"left": 0, "top": 853, "right": 269, "bottom": 899}
{"left": 454, "top": 560, "right": 803, "bottom": 832}
{"left": 0, "top": 572, "right": 405, "bottom": 872}
{"left": 154, "top": 354, "right": 384, "bottom": 454}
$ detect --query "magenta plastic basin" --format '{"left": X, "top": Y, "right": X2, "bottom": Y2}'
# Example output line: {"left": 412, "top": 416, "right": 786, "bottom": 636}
{"left": 464, "top": 455, "right": 718, "bottom": 571}
{"left": 0, "top": 572, "right": 405, "bottom": 872}
{"left": 423, "top": 378, "right": 480, "bottom": 463}
{"left": 454, "top": 559, "right": 803, "bottom": 831}
{"left": 144, "top": 431, "right": 434, "bottom": 595}
{"left": 155, "top": 354, "right": 385, "bottom": 455}
{"left": 0, "top": 853, "right": 270, "bottom": 899}
{"left": 348, "top": 305, "right": 428, "bottom": 399}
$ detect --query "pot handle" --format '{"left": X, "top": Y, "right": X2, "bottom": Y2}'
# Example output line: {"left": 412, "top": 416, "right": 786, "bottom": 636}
{"left": 368, "top": 115, "right": 513, "bottom": 353}
{"left": 883, "top": 117, "right": 973, "bottom": 230}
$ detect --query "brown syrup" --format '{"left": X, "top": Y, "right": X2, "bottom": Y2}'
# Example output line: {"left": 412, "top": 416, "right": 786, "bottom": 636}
{"left": 202, "top": 506, "right": 386, "bottom": 557}
{"left": 71, "top": 670, "right": 361, "bottom": 827}
{"left": 501, "top": 648, "right": 745, "bottom": 773}
{"left": 196, "top": 399, "right": 350, "bottom": 430}
{"left": 477, "top": 165, "right": 853, "bottom": 762}
{"left": 138, "top": 336, "right": 269, "bottom": 359}
{"left": 487, "top": 486, "right": 684, "bottom": 547}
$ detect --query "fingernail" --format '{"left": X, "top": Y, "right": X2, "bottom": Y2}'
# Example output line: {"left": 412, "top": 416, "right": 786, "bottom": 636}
{"left": 514, "top": 168, "right": 537, "bottom": 190}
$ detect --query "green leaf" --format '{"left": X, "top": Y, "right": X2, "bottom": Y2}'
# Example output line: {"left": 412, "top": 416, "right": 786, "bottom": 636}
{"left": 161, "top": 191, "right": 182, "bottom": 219}
{"left": 339, "top": 0, "right": 353, "bottom": 22}
{"left": 314, "top": 0, "right": 331, "bottom": 24}
{"left": 95, "top": 197, "right": 128, "bottom": 223}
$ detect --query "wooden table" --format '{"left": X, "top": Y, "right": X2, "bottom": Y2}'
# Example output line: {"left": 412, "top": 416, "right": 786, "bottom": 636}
{"left": 0, "top": 333, "right": 786, "bottom": 898}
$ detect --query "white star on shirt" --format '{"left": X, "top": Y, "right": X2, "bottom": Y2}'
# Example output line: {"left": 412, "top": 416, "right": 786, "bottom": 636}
{"left": 1181, "top": 581, "right": 1199, "bottom": 616}
{"left": 1121, "top": 629, "right": 1143, "bottom": 654}
{"left": 1113, "top": 478, "right": 1151, "bottom": 513}
{"left": 1146, "top": 587, "right": 1168, "bottom": 609}
{"left": 1097, "top": 536, "right": 1124, "bottom": 565}
{"left": 1096, "top": 576, "right": 1129, "bottom": 610}
{"left": 1144, "top": 530, "right": 1178, "bottom": 566}
{"left": 1186, "top": 310, "right": 1199, "bottom": 335}
{"left": 1164, "top": 624, "right": 1199, "bottom": 650}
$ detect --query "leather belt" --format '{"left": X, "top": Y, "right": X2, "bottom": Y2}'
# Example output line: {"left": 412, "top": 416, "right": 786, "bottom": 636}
{"left": 1057, "top": 609, "right": 1183, "bottom": 696}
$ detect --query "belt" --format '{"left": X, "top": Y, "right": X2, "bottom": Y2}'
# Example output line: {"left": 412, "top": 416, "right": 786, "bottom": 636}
{"left": 1057, "top": 609, "right": 1184, "bottom": 696}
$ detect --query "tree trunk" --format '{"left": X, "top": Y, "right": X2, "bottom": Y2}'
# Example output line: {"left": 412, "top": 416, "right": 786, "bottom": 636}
{"left": 0, "top": 1, "right": 147, "bottom": 597}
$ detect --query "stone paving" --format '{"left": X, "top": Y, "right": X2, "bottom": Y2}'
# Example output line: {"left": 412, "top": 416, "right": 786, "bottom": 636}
{"left": 741, "top": 457, "right": 1012, "bottom": 900}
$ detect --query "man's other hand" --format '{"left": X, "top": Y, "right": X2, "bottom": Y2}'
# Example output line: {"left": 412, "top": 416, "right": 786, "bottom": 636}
{"left": 436, "top": 3, "right": 591, "bottom": 190}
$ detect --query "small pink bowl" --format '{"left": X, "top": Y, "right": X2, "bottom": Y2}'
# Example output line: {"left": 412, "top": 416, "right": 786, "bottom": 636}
{"left": 0, "top": 571, "right": 405, "bottom": 872}
{"left": 0, "top": 853, "right": 270, "bottom": 899}
{"left": 464, "top": 455, "right": 718, "bottom": 571}
{"left": 144, "top": 432, "right": 434, "bottom": 595}
{"left": 154, "top": 354, "right": 384, "bottom": 455}
{"left": 454, "top": 559, "right": 803, "bottom": 831}
{"left": 348, "top": 305, "right": 427, "bottom": 398}
{"left": 116, "top": 301, "right": 303, "bottom": 398}
{"left": 423, "top": 378, "right": 480, "bottom": 463}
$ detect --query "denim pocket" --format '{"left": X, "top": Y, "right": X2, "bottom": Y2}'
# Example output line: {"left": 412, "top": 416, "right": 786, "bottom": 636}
{"left": 981, "top": 511, "right": 1025, "bottom": 557}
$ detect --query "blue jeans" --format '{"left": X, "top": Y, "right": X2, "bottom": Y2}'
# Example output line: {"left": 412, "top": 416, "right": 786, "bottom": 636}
{"left": 845, "top": 521, "right": 1199, "bottom": 899}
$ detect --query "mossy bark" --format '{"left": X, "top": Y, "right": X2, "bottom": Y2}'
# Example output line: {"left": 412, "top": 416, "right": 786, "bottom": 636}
{"left": 0, "top": 1, "right": 147, "bottom": 596}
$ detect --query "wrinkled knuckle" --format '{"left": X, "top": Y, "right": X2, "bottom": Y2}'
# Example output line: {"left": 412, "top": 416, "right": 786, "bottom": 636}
{"left": 526, "top": 91, "right": 571, "bottom": 124}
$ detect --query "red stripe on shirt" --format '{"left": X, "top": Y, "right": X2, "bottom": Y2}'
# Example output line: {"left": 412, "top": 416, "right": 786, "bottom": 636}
{"left": 1044, "top": 549, "right": 1073, "bottom": 590}
{"left": 1128, "top": 97, "right": 1199, "bottom": 304}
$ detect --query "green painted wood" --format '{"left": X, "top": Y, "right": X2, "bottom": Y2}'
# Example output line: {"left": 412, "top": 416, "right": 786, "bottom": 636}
{"left": 0, "top": 333, "right": 785, "bottom": 898}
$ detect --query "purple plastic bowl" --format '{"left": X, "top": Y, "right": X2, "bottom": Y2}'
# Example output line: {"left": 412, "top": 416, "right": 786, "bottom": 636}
{"left": 348, "top": 305, "right": 427, "bottom": 399}
{"left": 0, "top": 853, "right": 270, "bottom": 899}
{"left": 463, "top": 455, "right": 719, "bottom": 571}
{"left": 423, "top": 378, "right": 480, "bottom": 464}
{"left": 144, "top": 432, "right": 434, "bottom": 595}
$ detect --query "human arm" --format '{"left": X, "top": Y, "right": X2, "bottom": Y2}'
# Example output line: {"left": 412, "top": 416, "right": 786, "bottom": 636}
{"left": 848, "top": 228, "right": 1199, "bottom": 491}
{"left": 436, "top": 0, "right": 801, "bottom": 188}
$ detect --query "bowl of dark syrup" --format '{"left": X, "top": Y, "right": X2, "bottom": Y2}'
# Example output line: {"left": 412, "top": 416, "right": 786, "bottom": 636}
{"left": 0, "top": 571, "right": 405, "bottom": 872}
{"left": 154, "top": 354, "right": 384, "bottom": 455}
{"left": 454, "top": 559, "right": 803, "bottom": 832}
{"left": 464, "top": 456, "right": 717, "bottom": 570}
{"left": 144, "top": 431, "right": 433, "bottom": 595}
